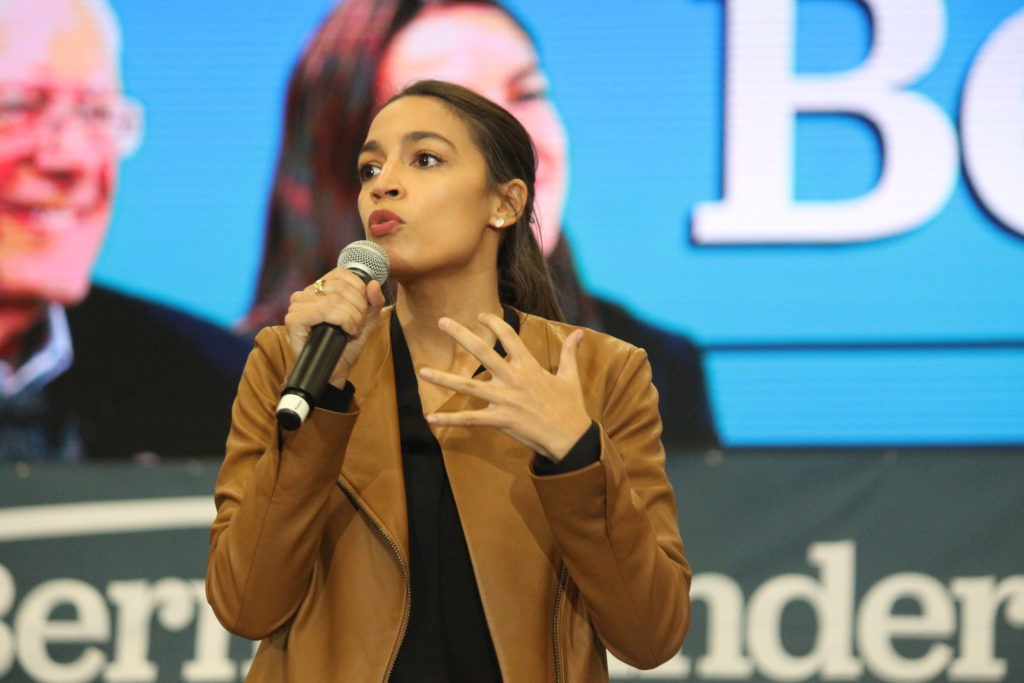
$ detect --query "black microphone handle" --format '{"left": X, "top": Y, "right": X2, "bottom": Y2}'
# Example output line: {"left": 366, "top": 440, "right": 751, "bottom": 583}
{"left": 276, "top": 267, "right": 373, "bottom": 430}
{"left": 279, "top": 323, "right": 349, "bottom": 416}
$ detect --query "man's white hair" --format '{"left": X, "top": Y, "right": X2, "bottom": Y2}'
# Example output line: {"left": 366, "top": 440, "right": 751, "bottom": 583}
{"left": 0, "top": 0, "right": 123, "bottom": 62}
{"left": 0, "top": 0, "right": 141, "bottom": 153}
{"left": 78, "top": 0, "right": 123, "bottom": 56}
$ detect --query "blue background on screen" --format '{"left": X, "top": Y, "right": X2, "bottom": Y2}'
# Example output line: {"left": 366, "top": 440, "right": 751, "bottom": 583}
{"left": 95, "top": 0, "right": 1024, "bottom": 446}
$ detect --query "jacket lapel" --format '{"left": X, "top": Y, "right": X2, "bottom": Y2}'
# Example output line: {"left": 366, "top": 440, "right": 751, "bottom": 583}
{"left": 339, "top": 307, "right": 410, "bottom": 560}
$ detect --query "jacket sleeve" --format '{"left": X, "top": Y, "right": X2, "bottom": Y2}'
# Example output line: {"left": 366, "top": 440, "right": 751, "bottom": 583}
{"left": 531, "top": 342, "right": 691, "bottom": 669}
{"left": 206, "top": 327, "right": 357, "bottom": 640}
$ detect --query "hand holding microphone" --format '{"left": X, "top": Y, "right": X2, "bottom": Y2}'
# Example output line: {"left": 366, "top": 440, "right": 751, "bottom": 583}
{"left": 277, "top": 240, "right": 390, "bottom": 430}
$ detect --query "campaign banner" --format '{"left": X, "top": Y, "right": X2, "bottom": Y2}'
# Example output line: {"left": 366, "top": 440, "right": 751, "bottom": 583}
{"left": 2, "top": 451, "right": 1021, "bottom": 682}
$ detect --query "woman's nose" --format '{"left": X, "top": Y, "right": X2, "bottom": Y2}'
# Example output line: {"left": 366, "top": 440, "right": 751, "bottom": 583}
{"left": 370, "top": 164, "right": 403, "bottom": 201}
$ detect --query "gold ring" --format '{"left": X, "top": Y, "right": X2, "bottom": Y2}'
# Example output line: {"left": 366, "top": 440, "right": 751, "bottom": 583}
{"left": 313, "top": 278, "right": 326, "bottom": 296}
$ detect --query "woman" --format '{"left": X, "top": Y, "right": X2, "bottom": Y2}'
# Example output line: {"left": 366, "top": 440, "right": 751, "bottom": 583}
{"left": 208, "top": 81, "right": 690, "bottom": 681}
{"left": 243, "top": 0, "right": 718, "bottom": 449}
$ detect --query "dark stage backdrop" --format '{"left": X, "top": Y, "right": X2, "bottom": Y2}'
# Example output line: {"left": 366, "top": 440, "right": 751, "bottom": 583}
{"left": 2, "top": 452, "right": 1022, "bottom": 682}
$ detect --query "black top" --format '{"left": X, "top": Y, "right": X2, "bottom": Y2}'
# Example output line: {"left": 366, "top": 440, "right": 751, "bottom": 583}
{"left": 388, "top": 309, "right": 505, "bottom": 682}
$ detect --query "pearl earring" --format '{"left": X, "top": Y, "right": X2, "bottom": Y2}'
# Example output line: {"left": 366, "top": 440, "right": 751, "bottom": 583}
{"left": 494, "top": 218, "right": 505, "bottom": 228}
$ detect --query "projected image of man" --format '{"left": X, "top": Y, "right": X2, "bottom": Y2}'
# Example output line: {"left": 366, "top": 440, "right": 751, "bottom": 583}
{"left": 0, "top": 0, "right": 248, "bottom": 461}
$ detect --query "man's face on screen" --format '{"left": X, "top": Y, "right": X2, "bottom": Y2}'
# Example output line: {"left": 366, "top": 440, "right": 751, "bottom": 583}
{"left": 377, "top": 3, "right": 568, "bottom": 257}
{"left": 0, "top": 0, "right": 125, "bottom": 307}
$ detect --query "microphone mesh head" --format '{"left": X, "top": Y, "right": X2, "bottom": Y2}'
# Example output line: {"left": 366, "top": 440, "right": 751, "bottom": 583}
{"left": 337, "top": 240, "right": 390, "bottom": 285}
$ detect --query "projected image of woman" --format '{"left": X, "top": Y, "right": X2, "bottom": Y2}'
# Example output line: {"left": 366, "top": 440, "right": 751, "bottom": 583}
{"left": 243, "top": 0, "right": 719, "bottom": 449}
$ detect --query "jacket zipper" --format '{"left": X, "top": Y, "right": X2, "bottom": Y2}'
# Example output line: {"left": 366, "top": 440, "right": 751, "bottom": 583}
{"left": 551, "top": 562, "right": 568, "bottom": 683}
{"left": 335, "top": 480, "right": 411, "bottom": 681}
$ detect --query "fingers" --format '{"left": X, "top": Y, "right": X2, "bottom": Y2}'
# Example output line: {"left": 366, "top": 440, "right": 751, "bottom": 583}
{"left": 359, "top": 280, "right": 386, "bottom": 331}
{"left": 419, "top": 365, "right": 504, "bottom": 401}
{"left": 314, "top": 269, "right": 374, "bottom": 319}
{"left": 289, "top": 269, "right": 370, "bottom": 334}
{"left": 432, "top": 314, "right": 582, "bottom": 387}
{"left": 476, "top": 312, "right": 522, "bottom": 354}
{"left": 283, "top": 269, "right": 381, "bottom": 359}
{"left": 366, "top": 279, "right": 386, "bottom": 308}
{"left": 419, "top": 321, "right": 590, "bottom": 459}
{"left": 558, "top": 329, "right": 584, "bottom": 382}
{"left": 436, "top": 315, "right": 509, "bottom": 379}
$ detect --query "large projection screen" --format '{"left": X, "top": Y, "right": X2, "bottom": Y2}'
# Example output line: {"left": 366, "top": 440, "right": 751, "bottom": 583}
{"left": 88, "top": 0, "right": 1024, "bottom": 447}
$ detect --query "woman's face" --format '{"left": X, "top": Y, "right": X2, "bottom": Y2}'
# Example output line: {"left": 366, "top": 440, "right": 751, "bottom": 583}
{"left": 356, "top": 94, "right": 505, "bottom": 283}
{"left": 377, "top": 3, "right": 567, "bottom": 256}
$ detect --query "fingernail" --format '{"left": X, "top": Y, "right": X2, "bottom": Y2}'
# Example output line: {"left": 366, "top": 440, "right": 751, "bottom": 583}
{"left": 438, "top": 317, "right": 449, "bottom": 329}
{"left": 419, "top": 368, "right": 433, "bottom": 379}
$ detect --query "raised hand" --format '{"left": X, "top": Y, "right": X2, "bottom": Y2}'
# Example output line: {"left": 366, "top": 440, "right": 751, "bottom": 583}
{"left": 419, "top": 313, "right": 591, "bottom": 461}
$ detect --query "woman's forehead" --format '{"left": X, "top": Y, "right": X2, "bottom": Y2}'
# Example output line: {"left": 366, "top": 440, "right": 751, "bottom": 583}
{"left": 366, "top": 95, "right": 472, "bottom": 148}
{"left": 376, "top": 3, "right": 535, "bottom": 105}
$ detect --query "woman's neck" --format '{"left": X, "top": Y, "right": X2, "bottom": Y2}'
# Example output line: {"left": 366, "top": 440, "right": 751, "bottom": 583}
{"left": 394, "top": 273, "right": 503, "bottom": 374}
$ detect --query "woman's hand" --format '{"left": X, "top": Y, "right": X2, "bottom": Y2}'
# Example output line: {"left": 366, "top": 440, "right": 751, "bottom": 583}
{"left": 418, "top": 313, "right": 591, "bottom": 461}
{"left": 283, "top": 268, "right": 387, "bottom": 388}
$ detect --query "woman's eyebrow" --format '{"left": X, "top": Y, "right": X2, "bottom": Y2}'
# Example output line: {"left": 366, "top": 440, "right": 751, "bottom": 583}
{"left": 509, "top": 63, "right": 541, "bottom": 82}
{"left": 359, "top": 139, "right": 382, "bottom": 155}
{"left": 359, "top": 131, "right": 457, "bottom": 156}
{"left": 403, "top": 130, "right": 456, "bottom": 149}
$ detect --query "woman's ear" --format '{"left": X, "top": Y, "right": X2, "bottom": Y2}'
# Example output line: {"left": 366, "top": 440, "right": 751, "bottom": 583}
{"left": 491, "top": 179, "right": 528, "bottom": 228}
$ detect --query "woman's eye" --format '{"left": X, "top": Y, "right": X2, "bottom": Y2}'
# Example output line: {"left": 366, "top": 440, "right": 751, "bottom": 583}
{"left": 414, "top": 152, "right": 441, "bottom": 168}
{"left": 513, "top": 88, "right": 547, "bottom": 104}
{"left": 358, "top": 163, "right": 380, "bottom": 182}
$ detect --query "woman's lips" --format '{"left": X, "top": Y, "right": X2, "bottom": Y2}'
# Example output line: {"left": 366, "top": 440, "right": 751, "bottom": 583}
{"left": 368, "top": 209, "right": 403, "bottom": 237}
{"left": 368, "top": 222, "right": 399, "bottom": 240}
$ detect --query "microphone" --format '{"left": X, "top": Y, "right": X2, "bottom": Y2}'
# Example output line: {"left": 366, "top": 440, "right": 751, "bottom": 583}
{"left": 276, "top": 240, "right": 390, "bottom": 430}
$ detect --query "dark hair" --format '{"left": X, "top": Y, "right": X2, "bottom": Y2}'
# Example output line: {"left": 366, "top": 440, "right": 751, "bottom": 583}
{"left": 390, "top": 80, "right": 563, "bottom": 319}
{"left": 242, "top": 0, "right": 597, "bottom": 331}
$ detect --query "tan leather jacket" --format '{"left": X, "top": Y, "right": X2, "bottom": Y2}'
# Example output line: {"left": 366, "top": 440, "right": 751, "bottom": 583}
{"left": 207, "top": 307, "right": 690, "bottom": 681}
